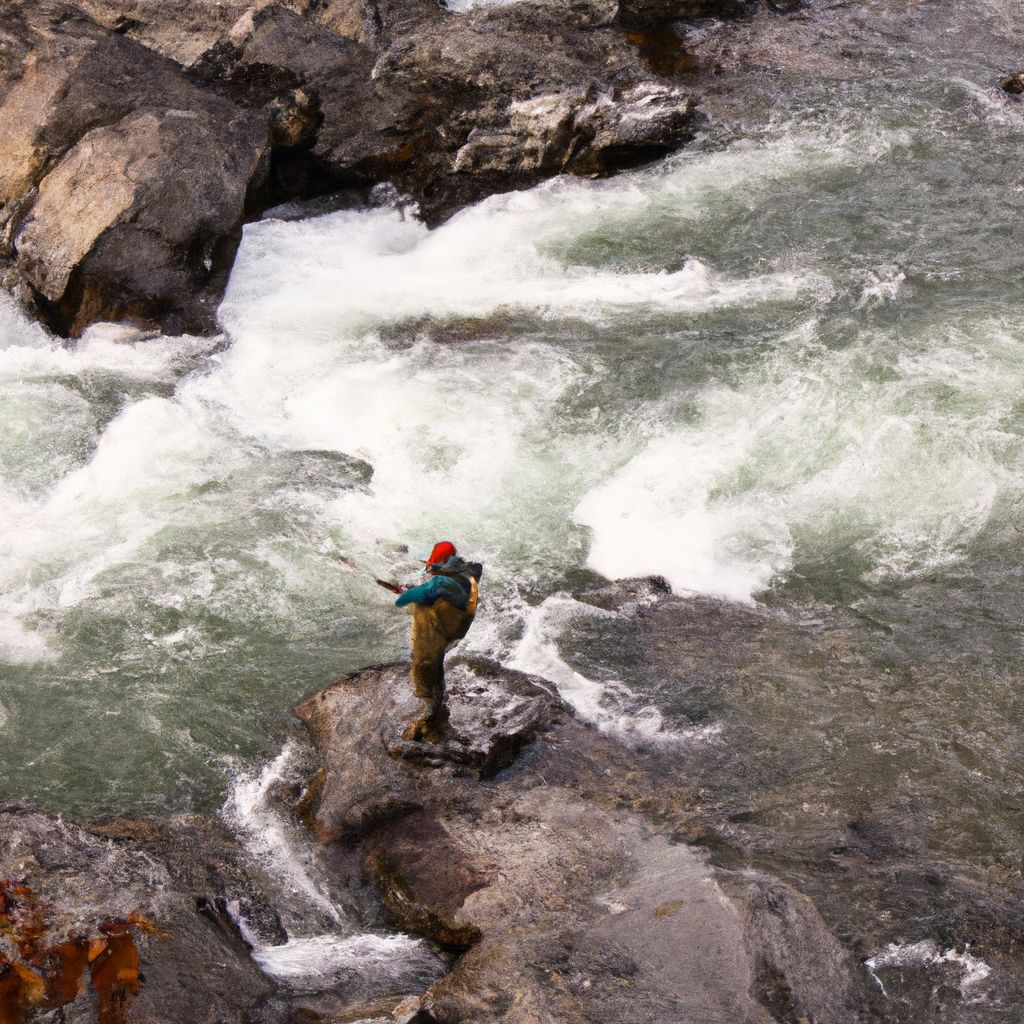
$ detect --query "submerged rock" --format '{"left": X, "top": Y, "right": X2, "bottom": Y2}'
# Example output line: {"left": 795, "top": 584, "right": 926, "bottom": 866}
{"left": 1000, "top": 71, "right": 1024, "bottom": 95}
{"left": 294, "top": 657, "right": 869, "bottom": 1023}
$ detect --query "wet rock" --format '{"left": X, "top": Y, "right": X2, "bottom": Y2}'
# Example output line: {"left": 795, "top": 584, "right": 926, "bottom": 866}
{"left": 294, "top": 658, "right": 869, "bottom": 1023}
{"left": 0, "top": 6, "right": 271, "bottom": 335}
{"left": 453, "top": 83, "right": 695, "bottom": 178}
{"left": 294, "top": 658, "right": 565, "bottom": 842}
{"left": 618, "top": 0, "right": 757, "bottom": 26}
{"left": 1000, "top": 71, "right": 1024, "bottom": 95}
{"left": 0, "top": 0, "right": 730, "bottom": 335}
{"left": 0, "top": 804, "right": 274, "bottom": 1022}
{"left": 14, "top": 105, "right": 266, "bottom": 335}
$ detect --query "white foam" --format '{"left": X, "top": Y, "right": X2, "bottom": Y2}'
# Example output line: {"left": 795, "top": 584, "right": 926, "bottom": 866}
{"left": 250, "top": 931, "right": 438, "bottom": 989}
{"left": 857, "top": 265, "right": 905, "bottom": 307}
{"left": 0, "top": 302, "right": 218, "bottom": 384}
{"left": 575, "top": 316, "right": 1017, "bottom": 601}
{"left": 866, "top": 939, "right": 993, "bottom": 998}
{"left": 0, "top": 120, "right": 914, "bottom": 665}
{"left": 225, "top": 745, "right": 444, "bottom": 992}
{"left": 223, "top": 741, "right": 343, "bottom": 925}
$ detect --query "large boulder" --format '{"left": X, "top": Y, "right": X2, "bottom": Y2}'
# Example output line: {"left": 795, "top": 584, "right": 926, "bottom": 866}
{"left": 293, "top": 658, "right": 869, "bottom": 1024}
{"left": 0, "top": 6, "right": 273, "bottom": 334}
{"left": 14, "top": 106, "right": 266, "bottom": 335}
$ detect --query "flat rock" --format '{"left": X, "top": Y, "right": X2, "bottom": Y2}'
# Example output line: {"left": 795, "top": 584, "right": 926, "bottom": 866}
{"left": 294, "top": 657, "right": 566, "bottom": 842}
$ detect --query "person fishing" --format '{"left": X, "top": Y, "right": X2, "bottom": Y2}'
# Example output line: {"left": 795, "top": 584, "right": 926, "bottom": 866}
{"left": 393, "top": 541, "right": 483, "bottom": 741}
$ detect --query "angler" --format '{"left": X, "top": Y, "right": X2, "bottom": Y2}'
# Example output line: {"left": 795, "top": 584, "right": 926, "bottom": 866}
{"left": 394, "top": 541, "right": 483, "bottom": 741}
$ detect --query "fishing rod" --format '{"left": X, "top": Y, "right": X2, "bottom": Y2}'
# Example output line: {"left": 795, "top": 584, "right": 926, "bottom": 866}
{"left": 287, "top": 549, "right": 407, "bottom": 646}
{"left": 329, "top": 552, "right": 405, "bottom": 594}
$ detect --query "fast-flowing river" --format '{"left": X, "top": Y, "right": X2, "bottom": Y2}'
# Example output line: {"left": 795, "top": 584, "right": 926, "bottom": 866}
{"left": 0, "top": 0, "right": 1022, "bottom": 1015}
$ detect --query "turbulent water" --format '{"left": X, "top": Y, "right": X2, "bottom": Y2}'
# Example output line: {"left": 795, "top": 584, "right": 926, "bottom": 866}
{"left": 1, "top": 0, "right": 1022, "bottom": 1014}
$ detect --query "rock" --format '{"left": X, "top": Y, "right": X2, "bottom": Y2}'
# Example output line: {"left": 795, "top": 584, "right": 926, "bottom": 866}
{"left": 455, "top": 86, "right": 697, "bottom": 177}
{"left": 0, "top": 802, "right": 451, "bottom": 1022}
{"left": 0, "top": 804, "right": 275, "bottom": 1022}
{"left": 15, "top": 105, "right": 266, "bottom": 335}
{"left": 618, "top": 0, "right": 757, "bottom": 26}
{"left": 293, "top": 658, "right": 870, "bottom": 1023}
{"left": 0, "top": 6, "right": 274, "bottom": 334}
{"left": 294, "top": 658, "right": 565, "bottom": 842}
{"left": 572, "top": 82, "right": 697, "bottom": 174}
{"left": 71, "top": 0, "right": 257, "bottom": 67}
{"left": 1000, "top": 71, "right": 1024, "bottom": 95}
{"left": 268, "top": 85, "right": 322, "bottom": 147}
{"left": 191, "top": 4, "right": 419, "bottom": 204}
{"left": 0, "top": 0, "right": 775, "bottom": 334}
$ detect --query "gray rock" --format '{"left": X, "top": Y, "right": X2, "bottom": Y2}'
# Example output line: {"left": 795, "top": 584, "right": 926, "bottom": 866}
{"left": 0, "top": 6, "right": 272, "bottom": 334}
{"left": 0, "top": 0, "right": 732, "bottom": 335}
{"left": 452, "top": 84, "right": 695, "bottom": 177}
{"left": 293, "top": 658, "right": 868, "bottom": 1024}
{"left": 15, "top": 105, "right": 266, "bottom": 335}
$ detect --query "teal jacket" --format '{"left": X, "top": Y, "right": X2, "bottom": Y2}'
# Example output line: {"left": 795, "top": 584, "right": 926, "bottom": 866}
{"left": 395, "top": 557, "right": 483, "bottom": 611}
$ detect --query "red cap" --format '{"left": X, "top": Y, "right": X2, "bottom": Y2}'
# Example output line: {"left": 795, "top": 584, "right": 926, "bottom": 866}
{"left": 423, "top": 541, "right": 457, "bottom": 567}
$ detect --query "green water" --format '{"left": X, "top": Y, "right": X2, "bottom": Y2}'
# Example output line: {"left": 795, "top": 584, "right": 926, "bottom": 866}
{"left": 0, "top": 14, "right": 1022, "bottom": 1012}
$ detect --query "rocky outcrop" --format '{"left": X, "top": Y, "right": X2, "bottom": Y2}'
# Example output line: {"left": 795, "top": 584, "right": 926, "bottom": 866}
{"left": 0, "top": 804, "right": 276, "bottom": 1022}
{"left": 0, "top": 802, "right": 448, "bottom": 1023}
{"left": 451, "top": 83, "right": 696, "bottom": 178}
{"left": 0, "top": 0, "right": 776, "bottom": 336}
{"left": 294, "top": 657, "right": 869, "bottom": 1024}
{"left": 0, "top": 6, "right": 270, "bottom": 335}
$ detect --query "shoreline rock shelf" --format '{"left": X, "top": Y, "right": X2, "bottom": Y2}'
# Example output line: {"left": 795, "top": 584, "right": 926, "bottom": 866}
{"left": 0, "top": 0, "right": 763, "bottom": 338}
{"left": 0, "top": 654, "right": 871, "bottom": 1023}
{"left": 293, "top": 657, "right": 866, "bottom": 1023}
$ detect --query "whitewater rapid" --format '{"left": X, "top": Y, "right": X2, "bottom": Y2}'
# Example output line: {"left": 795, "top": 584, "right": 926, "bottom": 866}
{"left": 1, "top": 92, "right": 1023, "bottom": 810}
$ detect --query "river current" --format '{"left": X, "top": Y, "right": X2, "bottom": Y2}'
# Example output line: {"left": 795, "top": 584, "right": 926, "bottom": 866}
{"left": 0, "top": 0, "right": 1022, "bottom": 1015}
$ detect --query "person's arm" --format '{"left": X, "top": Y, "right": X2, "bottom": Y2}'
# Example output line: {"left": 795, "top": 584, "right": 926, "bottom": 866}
{"left": 395, "top": 576, "right": 462, "bottom": 607}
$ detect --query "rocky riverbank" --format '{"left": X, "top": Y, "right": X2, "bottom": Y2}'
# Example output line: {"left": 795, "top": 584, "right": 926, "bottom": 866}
{"left": 1, "top": 647, "right": 877, "bottom": 1023}
{"left": 6, "top": 573, "right": 1024, "bottom": 1022}
{"left": 0, "top": 0, "right": 774, "bottom": 337}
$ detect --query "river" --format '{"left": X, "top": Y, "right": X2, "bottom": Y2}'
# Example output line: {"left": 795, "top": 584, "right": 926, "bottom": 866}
{"left": 0, "top": 0, "right": 1021, "bottom": 1017}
